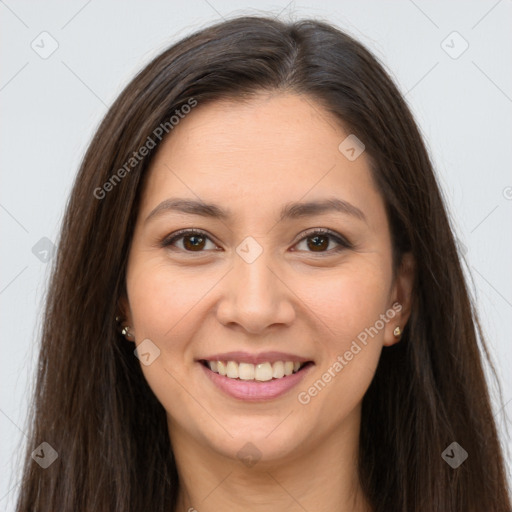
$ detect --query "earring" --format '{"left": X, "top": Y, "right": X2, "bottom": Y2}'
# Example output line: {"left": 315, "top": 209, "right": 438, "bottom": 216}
{"left": 116, "top": 315, "right": 134, "bottom": 341}
{"left": 121, "top": 325, "right": 135, "bottom": 340}
{"left": 393, "top": 326, "right": 402, "bottom": 337}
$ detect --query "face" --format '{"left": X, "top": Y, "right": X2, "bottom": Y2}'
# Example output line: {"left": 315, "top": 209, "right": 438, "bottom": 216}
{"left": 122, "top": 92, "right": 413, "bottom": 464}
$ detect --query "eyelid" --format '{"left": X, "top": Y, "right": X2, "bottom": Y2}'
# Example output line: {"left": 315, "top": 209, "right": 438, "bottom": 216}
{"left": 161, "top": 228, "right": 219, "bottom": 251}
{"left": 161, "top": 227, "right": 352, "bottom": 253}
{"left": 291, "top": 227, "right": 353, "bottom": 250}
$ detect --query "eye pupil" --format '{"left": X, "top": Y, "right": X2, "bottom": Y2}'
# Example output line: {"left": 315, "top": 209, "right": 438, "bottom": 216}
{"left": 184, "top": 235, "right": 206, "bottom": 251}
{"left": 307, "top": 235, "right": 329, "bottom": 251}
{"left": 166, "top": 230, "right": 347, "bottom": 255}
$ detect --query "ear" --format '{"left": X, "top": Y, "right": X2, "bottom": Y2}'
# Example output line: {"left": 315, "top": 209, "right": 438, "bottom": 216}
{"left": 115, "top": 294, "right": 137, "bottom": 342}
{"left": 383, "top": 252, "right": 415, "bottom": 347}
{"left": 116, "top": 293, "right": 134, "bottom": 333}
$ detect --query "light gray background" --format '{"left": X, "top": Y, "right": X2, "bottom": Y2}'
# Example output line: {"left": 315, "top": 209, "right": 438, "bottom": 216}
{"left": 1, "top": 0, "right": 511, "bottom": 507}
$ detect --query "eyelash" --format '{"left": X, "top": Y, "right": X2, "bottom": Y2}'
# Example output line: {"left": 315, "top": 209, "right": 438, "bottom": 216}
{"left": 160, "top": 228, "right": 353, "bottom": 255}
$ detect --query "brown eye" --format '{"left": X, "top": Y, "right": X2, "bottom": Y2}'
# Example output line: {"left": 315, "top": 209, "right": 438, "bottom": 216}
{"left": 306, "top": 234, "right": 329, "bottom": 252}
{"left": 182, "top": 234, "right": 207, "bottom": 251}
{"left": 293, "top": 229, "right": 352, "bottom": 254}
{"left": 162, "top": 228, "right": 352, "bottom": 255}
{"left": 162, "top": 230, "right": 217, "bottom": 252}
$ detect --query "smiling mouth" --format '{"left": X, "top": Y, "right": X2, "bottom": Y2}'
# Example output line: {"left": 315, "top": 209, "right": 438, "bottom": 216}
{"left": 200, "top": 360, "right": 314, "bottom": 382}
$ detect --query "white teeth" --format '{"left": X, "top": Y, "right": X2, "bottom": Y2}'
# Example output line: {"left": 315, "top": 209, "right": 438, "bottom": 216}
{"left": 284, "top": 361, "right": 294, "bottom": 376}
{"left": 217, "top": 361, "right": 227, "bottom": 376}
{"left": 255, "top": 362, "right": 273, "bottom": 381}
{"left": 238, "top": 362, "right": 255, "bottom": 380}
{"left": 226, "top": 361, "right": 239, "bottom": 379}
{"left": 272, "top": 361, "right": 284, "bottom": 379}
{"left": 206, "top": 360, "right": 305, "bottom": 381}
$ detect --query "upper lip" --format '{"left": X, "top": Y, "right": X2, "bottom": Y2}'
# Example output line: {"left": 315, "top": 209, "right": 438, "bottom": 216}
{"left": 198, "top": 351, "right": 313, "bottom": 365}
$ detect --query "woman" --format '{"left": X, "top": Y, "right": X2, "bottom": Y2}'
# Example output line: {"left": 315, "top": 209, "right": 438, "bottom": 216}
{"left": 16, "top": 15, "right": 511, "bottom": 512}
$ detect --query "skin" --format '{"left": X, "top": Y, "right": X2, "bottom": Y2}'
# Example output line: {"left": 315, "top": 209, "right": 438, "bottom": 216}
{"left": 120, "top": 92, "right": 414, "bottom": 512}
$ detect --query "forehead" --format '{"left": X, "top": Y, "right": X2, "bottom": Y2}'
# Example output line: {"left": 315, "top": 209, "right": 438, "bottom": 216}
{"left": 158, "top": 93, "right": 347, "bottom": 166}
{"left": 138, "top": 93, "right": 382, "bottom": 222}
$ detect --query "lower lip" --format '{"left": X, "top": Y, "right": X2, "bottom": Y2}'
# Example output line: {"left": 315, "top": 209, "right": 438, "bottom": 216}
{"left": 199, "top": 362, "right": 314, "bottom": 402}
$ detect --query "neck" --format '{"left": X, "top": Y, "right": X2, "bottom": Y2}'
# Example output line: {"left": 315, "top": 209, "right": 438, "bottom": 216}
{"left": 170, "top": 406, "right": 372, "bottom": 512}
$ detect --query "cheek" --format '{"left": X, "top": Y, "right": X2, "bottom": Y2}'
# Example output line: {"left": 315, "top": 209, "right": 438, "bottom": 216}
{"left": 125, "top": 260, "right": 211, "bottom": 417}
{"left": 127, "top": 258, "right": 217, "bottom": 344}
{"left": 298, "top": 259, "right": 391, "bottom": 342}
{"left": 295, "top": 268, "right": 389, "bottom": 417}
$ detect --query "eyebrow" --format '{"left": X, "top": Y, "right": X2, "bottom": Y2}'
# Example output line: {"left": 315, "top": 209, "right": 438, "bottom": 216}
{"left": 144, "top": 197, "right": 367, "bottom": 225}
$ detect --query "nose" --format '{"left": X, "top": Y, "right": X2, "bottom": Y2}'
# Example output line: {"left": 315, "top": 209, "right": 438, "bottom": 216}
{"left": 215, "top": 250, "right": 296, "bottom": 334}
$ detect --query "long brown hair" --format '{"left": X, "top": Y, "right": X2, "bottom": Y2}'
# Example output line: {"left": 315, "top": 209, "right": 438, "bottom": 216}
{"left": 16, "top": 15, "right": 511, "bottom": 512}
